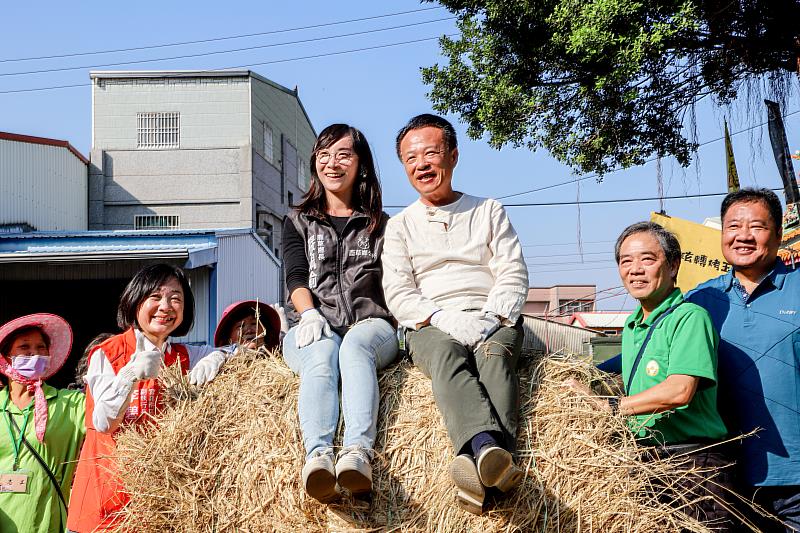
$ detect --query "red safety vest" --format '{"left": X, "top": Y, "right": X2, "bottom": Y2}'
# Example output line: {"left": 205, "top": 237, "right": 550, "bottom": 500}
{"left": 67, "top": 328, "right": 189, "bottom": 532}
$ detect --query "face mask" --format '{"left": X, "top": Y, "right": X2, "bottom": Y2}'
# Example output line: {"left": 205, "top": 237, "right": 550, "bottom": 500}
{"left": 11, "top": 355, "right": 51, "bottom": 380}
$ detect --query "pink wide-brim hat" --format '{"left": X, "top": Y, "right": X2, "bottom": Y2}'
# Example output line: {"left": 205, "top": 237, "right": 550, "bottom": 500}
{"left": 0, "top": 313, "right": 73, "bottom": 379}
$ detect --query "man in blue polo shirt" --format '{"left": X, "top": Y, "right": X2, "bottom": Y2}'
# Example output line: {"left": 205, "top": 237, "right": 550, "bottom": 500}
{"left": 687, "top": 188, "right": 800, "bottom": 531}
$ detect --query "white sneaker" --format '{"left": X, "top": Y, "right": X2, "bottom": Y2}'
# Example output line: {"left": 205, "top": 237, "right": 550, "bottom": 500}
{"left": 449, "top": 454, "right": 485, "bottom": 515}
{"left": 335, "top": 446, "right": 373, "bottom": 496}
{"left": 301, "top": 448, "right": 339, "bottom": 503}
{"left": 476, "top": 446, "right": 523, "bottom": 493}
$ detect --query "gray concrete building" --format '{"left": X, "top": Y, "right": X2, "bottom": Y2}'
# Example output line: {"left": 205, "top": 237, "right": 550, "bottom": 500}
{"left": 89, "top": 70, "right": 316, "bottom": 258}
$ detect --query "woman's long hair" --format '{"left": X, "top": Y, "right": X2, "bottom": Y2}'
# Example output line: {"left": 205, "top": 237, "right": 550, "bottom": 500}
{"left": 295, "top": 124, "right": 383, "bottom": 233}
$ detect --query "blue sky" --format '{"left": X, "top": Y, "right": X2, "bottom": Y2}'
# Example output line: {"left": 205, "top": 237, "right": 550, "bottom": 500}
{"left": 2, "top": 0, "right": 798, "bottom": 311}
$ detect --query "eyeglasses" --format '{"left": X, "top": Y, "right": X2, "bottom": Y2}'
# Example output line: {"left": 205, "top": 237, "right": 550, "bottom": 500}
{"left": 316, "top": 150, "right": 354, "bottom": 165}
{"left": 403, "top": 149, "right": 446, "bottom": 166}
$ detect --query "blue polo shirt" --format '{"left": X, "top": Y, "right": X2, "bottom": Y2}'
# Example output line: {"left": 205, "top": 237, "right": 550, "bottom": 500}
{"left": 687, "top": 260, "right": 800, "bottom": 486}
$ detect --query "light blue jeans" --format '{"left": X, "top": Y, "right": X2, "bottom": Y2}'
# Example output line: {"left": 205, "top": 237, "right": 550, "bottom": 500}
{"left": 283, "top": 317, "right": 398, "bottom": 459}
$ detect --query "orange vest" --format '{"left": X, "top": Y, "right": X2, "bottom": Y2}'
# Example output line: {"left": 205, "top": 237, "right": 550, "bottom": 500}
{"left": 67, "top": 329, "right": 189, "bottom": 532}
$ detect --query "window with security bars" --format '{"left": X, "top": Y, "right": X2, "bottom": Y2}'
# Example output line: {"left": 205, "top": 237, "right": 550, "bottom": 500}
{"left": 558, "top": 300, "right": 594, "bottom": 315}
{"left": 134, "top": 215, "right": 180, "bottom": 230}
{"left": 137, "top": 112, "right": 180, "bottom": 149}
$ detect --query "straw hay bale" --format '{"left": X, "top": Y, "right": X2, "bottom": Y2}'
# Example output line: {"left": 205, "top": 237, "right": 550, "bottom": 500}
{"left": 115, "top": 351, "right": 731, "bottom": 532}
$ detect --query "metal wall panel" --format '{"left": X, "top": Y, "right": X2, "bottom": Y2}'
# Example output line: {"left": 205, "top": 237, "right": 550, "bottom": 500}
{"left": 521, "top": 314, "right": 599, "bottom": 356}
{"left": 216, "top": 232, "right": 281, "bottom": 319}
{"left": 0, "top": 140, "right": 88, "bottom": 231}
{"left": 172, "top": 266, "right": 211, "bottom": 345}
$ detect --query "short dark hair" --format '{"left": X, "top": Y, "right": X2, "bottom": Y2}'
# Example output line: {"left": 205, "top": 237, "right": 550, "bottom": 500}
{"left": 0, "top": 326, "right": 50, "bottom": 357}
{"left": 117, "top": 263, "right": 195, "bottom": 338}
{"left": 615, "top": 222, "right": 682, "bottom": 277}
{"left": 395, "top": 114, "right": 458, "bottom": 159}
{"left": 297, "top": 124, "right": 384, "bottom": 233}
{"left": 721, "top": 188, "right": 783, "bottom": 236}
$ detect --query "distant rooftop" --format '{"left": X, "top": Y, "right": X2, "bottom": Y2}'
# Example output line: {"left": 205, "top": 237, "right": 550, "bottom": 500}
{"left": 571, "top": 312, "right": 629, "bottom": 329}
{"left": 0, "top": 131, "right": 88, "bottom": 165}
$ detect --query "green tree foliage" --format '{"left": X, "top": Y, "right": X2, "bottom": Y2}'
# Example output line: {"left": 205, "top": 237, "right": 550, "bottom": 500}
{"left": 423, "top": 0, "right": 800, "bottom": 175}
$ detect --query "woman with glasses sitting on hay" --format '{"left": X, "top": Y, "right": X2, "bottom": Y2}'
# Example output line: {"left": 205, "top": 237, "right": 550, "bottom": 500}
{"left": 282, "top": 124, "right": 398, "bottom": 503}
{"left": 66, "top": 263, "right": 232, "bottom": 533}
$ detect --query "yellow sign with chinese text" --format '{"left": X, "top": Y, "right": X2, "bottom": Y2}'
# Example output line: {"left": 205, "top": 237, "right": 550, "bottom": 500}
{"left": 650, "top": 212, "right": 729, "bottom": 292}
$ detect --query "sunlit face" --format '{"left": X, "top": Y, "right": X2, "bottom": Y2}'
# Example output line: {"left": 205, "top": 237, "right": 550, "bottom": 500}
{"left": 618, "top": 232, "right": 678, "bottom": 311}
{"left": 4, "top": 331, "right": 49, "bottom": 365}
{"left": 721, "top": 200, "right": 781, "bottom": 276}
{"left": 399, "top": 126, "right": 458, "bottom": 207}
{"left": 227, "top": 315, "right": 263, "bottom": 348}
{"left": 314, "top": 135, "right": 359, "bottom": 199}
{"left": 136, "top": 277, "right": 184, "bottom": 343}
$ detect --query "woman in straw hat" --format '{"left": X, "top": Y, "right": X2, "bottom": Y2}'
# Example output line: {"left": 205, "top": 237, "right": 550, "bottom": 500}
{"left": 283, "top": 124, "right": 398, "bottom": 503}
{"left": 0, "top": 313, "right": 86, "bottom": 533}
{"left": 67, "top": 263, "right": 231, "bottom": 532}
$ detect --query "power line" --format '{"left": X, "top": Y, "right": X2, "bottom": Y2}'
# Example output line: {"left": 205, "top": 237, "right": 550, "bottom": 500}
{"left": 503, "top": 188, "right": 782, "bottom": 208}
{"left": 495, "top": 108, "right": 800, "bottom": 201}
{"left": 0, "top": 35, "right": 450, "bottom": 95}
{"left": 530, "top": 264, "right": 620, "bottom": 274}
{"left": 0, "top": 6, "right": 444, "bottom": 63}
{"left": 527, "top": 258, "right": 613, "bottom": 267}
{"left": 0, "top": 17, "right": 454, "bottom": 78}
{"left": 522, "top": 239, "right": 615, "bottom": 248}
{"left": 524, "top": 250, "right": 612, "bottom": 259}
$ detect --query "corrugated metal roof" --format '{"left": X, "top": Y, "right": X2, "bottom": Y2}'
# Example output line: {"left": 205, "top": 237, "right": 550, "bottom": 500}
{"left": 0, "top": 131, "right": 88, "bottom": 165}
{"left": 0, "top": 227, "right": 253, "bottom": 240}
{"left": 521, "top": 315, "right": 599, "bottom": 355}
{"left": 0, "top": 228, "right": 261, "bottom": 266}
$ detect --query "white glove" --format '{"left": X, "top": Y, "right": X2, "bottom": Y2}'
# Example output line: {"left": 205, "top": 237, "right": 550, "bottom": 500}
{"left": 430, "top": 310, "right": 484, "bottom": 347}
{"left": 118, "top": 334, "right": 162, "bottom": 383}
{"left": 473, "top": 313, "right": 502, "bottom": 351}
{"left": 295, "top": 309, "right": 332, "bottom": 349}
{"left": 270, "top": 303, "right": 289, "bottom": 337}
{"left": 189, "top": 350, "right": 228, "bottom": 386}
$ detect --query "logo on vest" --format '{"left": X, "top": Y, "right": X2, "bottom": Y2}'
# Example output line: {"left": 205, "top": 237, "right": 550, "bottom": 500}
{"left": 349, "top": 236, "right": 372, "bottom": 257}
{"left": 645, "top": 360, "right": 660, "bottom": 377}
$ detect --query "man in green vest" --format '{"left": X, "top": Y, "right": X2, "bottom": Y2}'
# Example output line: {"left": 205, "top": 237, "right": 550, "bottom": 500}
{"left": 565, "top": 221, "right": 734, "bottom": 526}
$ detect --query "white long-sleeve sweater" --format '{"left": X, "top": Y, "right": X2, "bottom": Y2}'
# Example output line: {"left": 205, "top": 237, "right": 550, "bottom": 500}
{"left": 382, "top": 193, "right": 529, "bottom": 329}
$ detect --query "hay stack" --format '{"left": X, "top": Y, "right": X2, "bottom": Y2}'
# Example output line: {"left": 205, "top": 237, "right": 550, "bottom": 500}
{"left": 115, "top": 351, "right": 727, "bottom": 532}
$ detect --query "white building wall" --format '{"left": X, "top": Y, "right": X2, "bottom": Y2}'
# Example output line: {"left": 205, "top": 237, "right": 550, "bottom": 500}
{"left": 251, "top": 79, "right": 316, "bottom": 189}
{"left": 0, "top": 139, "right": 87, "bottom": 230}
{"left": 93, "top": 76, "right": 251, "bottom": 150}
{"left": 215, "top": 232, "right": 281, "bottom": 318}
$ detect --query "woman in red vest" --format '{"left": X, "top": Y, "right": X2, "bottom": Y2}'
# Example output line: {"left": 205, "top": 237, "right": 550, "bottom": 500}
{"left": 67, "top": 264, "right": 229, "bottom": 532}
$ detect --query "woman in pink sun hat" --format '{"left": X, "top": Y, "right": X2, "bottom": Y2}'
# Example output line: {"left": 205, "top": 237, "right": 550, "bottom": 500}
{"left": 0, "top": 313, "right": 86, "bottom": 533}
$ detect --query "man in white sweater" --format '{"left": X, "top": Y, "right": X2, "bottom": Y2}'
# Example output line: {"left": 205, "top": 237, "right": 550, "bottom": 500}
{"left": 382, "top": 114, "right": 529, "bottom": 515}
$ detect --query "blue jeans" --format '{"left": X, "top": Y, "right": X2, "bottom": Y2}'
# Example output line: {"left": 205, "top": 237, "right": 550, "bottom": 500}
{"left": 283, "top": 318, "right": 398, "bottom": 459}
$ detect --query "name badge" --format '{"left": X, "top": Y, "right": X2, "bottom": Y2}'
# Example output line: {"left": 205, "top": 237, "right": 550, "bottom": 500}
{"left": 0, "top": 471, "right": 29, "bottom": 493}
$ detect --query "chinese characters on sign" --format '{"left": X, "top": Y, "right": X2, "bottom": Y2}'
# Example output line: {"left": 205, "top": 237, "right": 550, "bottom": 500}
{"left": 680, "top": 251, "right": 731, "bottom": 272}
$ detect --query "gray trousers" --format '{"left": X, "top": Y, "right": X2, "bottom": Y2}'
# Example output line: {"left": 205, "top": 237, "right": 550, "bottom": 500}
{"left": 406, "top": 319, "right": 524, "bottom": 455}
